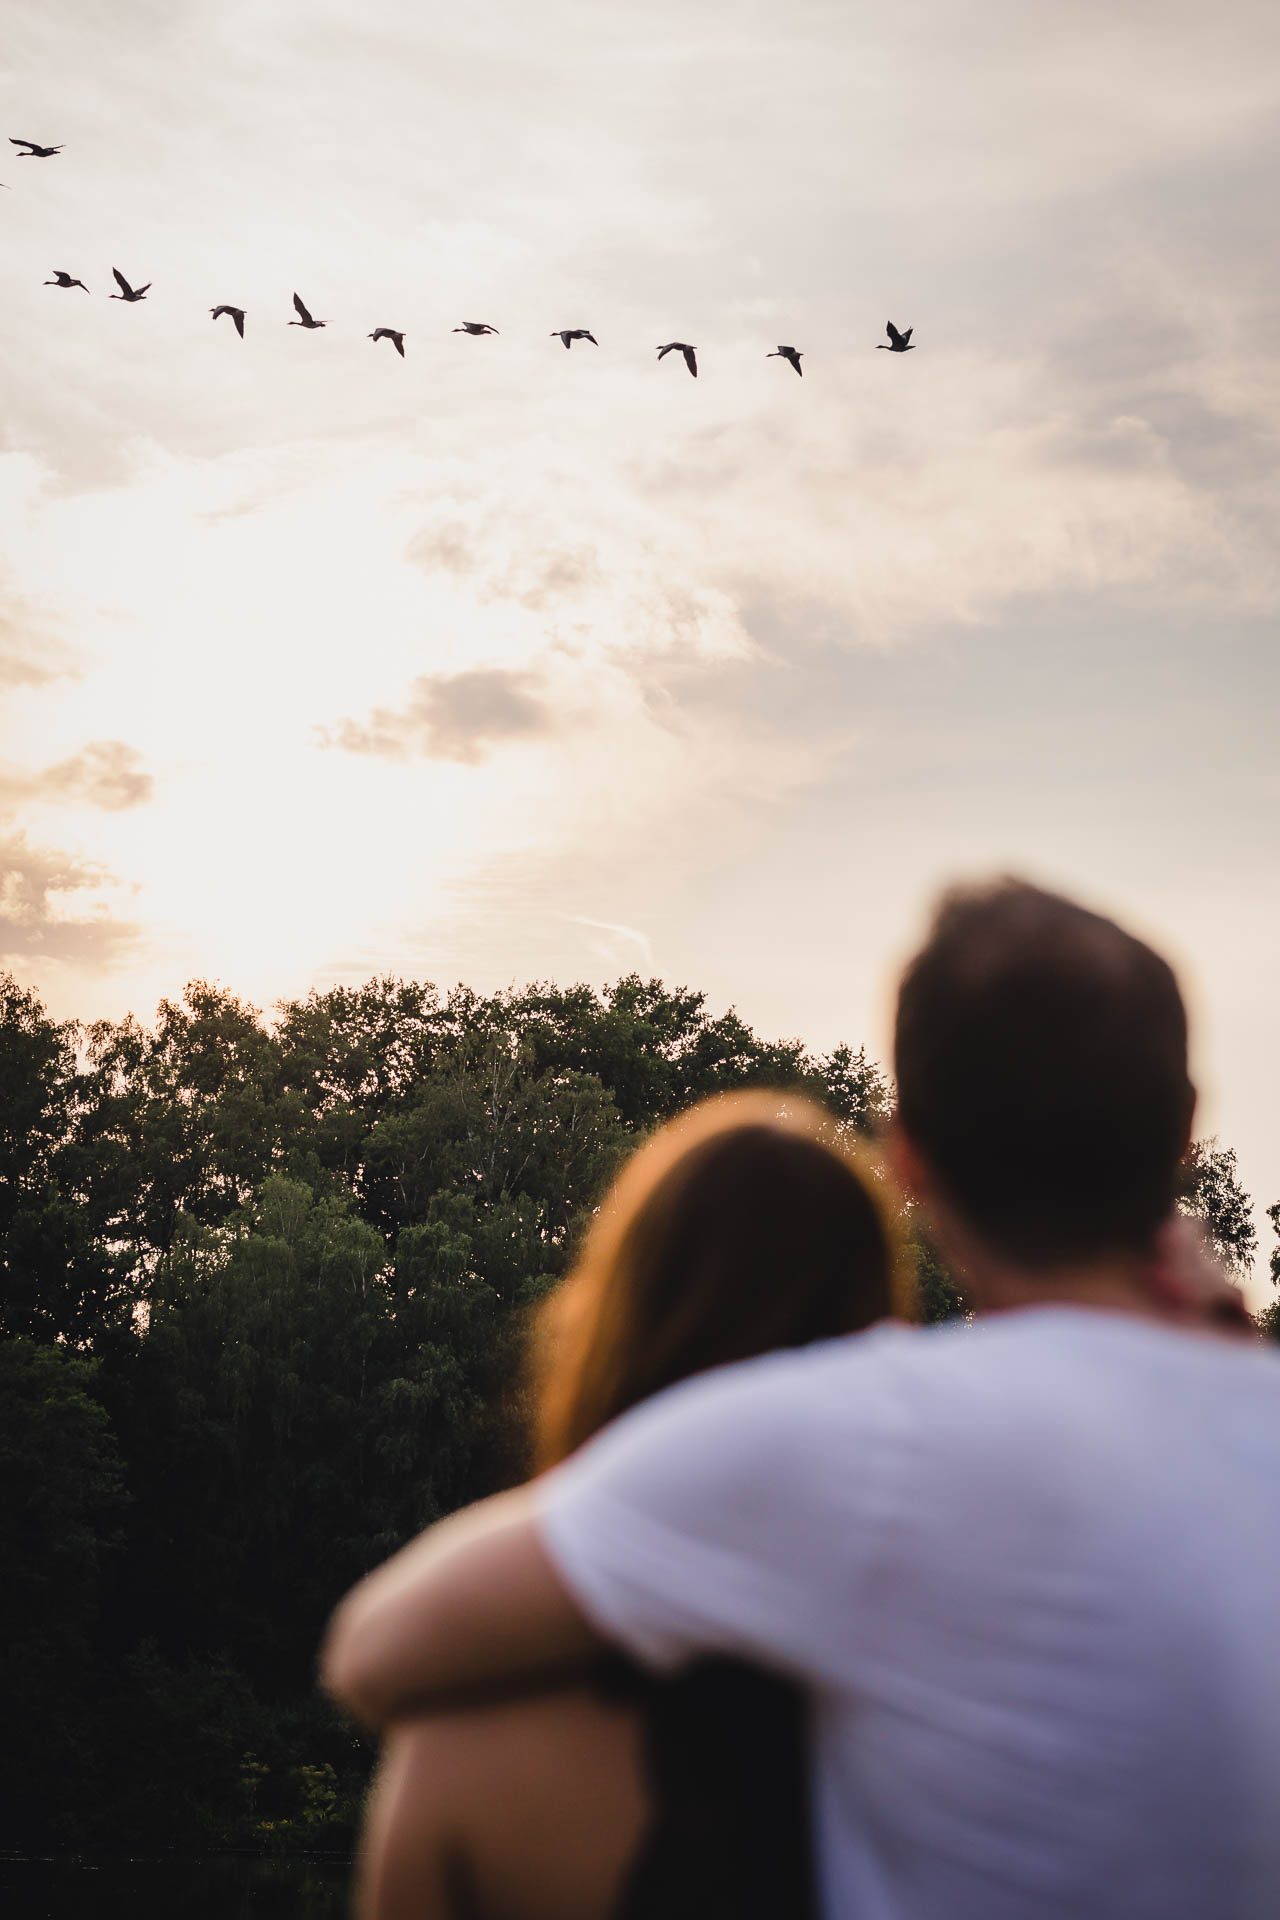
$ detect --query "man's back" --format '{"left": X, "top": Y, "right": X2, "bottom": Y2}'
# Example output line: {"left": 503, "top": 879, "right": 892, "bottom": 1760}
{"left": 539, "top": 1310, "right": 1280, "bottom": 1919}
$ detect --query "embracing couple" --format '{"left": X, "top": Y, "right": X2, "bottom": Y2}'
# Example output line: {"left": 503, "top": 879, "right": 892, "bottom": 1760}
{"left": 323, "top": 879, "right": 1279, "bottom": 1920}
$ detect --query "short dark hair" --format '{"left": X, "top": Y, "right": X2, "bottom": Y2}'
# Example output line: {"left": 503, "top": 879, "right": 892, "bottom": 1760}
{"left": 894, "top": 879, "right": 1194, "bottom": 1267}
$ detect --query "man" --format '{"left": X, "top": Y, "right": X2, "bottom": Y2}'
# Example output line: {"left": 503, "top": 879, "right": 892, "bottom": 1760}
{"left": 324, "top": 880, "right": 1279, "bottom": 1919}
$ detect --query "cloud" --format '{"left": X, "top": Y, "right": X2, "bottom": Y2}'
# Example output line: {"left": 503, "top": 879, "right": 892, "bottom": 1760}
{"left": 0, "top": 642, "right": 59, "bottom": 691}
{"left": 0, "top": 591, "right": 76, "bottom": 691}
{"left": 0, "top": 740, "right": 154, "bottom": 814}
{"left": 408, "top": 522, "right": 603, "bottom": 613}
{"left": 0, "top": 831, "right": 139, "bottom": 968}
{"left": 321, "top": 667, "right": 553, "bottom": 763}
{"left": 563, "top": 914, "right": 655, "bottom": 971}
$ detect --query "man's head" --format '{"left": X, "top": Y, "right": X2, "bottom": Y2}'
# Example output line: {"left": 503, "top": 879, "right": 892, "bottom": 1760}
{"left": 893, "top": 879, "right": 1195, "bottom": 1280}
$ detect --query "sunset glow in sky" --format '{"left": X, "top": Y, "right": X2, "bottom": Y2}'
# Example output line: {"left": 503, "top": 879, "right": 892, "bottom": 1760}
{"left": 3, "top": 2, "right": 1278, "bottom": 1293}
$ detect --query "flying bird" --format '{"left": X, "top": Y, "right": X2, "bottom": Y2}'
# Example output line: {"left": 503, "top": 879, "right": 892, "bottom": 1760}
{"left": 552, "top": 329, "right": 597, "bottom": 349}
{"left": 657, "top": 342, "right": 698, "bottom": 378}
{"left": 46, "top": 270, "right": 89, "bottom": 292}
{"left": 369, "top": 328, "right": 405, "bottom": 356}
{"left": 110, "top": 268, "right": 150, "bottom": 302}
{"left": 211, "top": 304, "right": 245, "bottom": 337}
{"left": 10, "top": 138, "right": 63, "bottom": 157}
{"left": 768, "top": 345, "right": 803, "bottom": 376}
{"left": 877, "top": 322, "right": 915, "bottom": 353}
{"left": 289, "top": 292, "right": 325, "bottom": 329}
{"left": 453, "top": 321, "right": 499, "bottom": 335}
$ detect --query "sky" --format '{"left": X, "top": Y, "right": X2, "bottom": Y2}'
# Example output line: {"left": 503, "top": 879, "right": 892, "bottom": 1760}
{"left": 2, "top": 1, "right": 1278, "bottom": 1297}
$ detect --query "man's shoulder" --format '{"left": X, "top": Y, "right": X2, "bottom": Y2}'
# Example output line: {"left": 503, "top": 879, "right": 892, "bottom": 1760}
{"left": 897, "top": 1310, "right": 1280, "bottom": 1502}
{"left": 629, "top": 1306, "right": 1278, "bottom": 1413}
{"left": 551, "top": 1311, "right": 1280, "bottom": 1505}
{"left": 779, "top": 1309, "right": 1280, "bottom": 1472}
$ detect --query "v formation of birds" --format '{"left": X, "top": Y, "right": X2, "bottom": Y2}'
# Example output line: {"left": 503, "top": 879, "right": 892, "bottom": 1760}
{"left": 10, "top": 139, "right": 919, "bottom": 371}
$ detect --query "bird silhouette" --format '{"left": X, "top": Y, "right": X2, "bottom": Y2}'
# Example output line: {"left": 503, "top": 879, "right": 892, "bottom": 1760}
{"left": 552, "top": 329, "right": 598, "bottom": 349}
{"left": 10, "top": 138, "right": 63, "bottom": 158}
{"left": 288, "top": 292, "right": 325, "bottom": 329}
{"left": 369, "top": 328, "right": 405, "bottom": 357}
{"left": 46, "top": 270, "right": 89, "bottom": 292}
{"left": 110, "top": 268, "right": 150, "bottom": 302}
{"left": 877, "top": 322, "right": 915, "bottom": 352}
{"left": 453, "top": 321, "right": 499, "bottom": 335}
{"left": 658, "top": 342, "right": 698, "bottom": 378}
{"left": 211, "top": 305, "right": 245, "bottom": 337}
{"left": 768, "top": 345, "right": 803, "bottom": 376}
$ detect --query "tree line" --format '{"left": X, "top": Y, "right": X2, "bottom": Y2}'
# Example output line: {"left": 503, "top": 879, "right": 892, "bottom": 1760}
{"left": 0, "top": 969, "right": 1272, "bottom": 1854}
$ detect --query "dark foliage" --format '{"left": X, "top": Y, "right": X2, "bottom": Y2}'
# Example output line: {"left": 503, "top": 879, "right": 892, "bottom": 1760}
{"left": 1179, "top": 1138, "right": 1258, "bottom": 1275}
{"left": 3, "top": 969, "right": 1267, "bottom": 1848}
{"left": 1258, "top": 1202, "right": 1280, "bottom": 1344}
{"left": 0, "top": 970, "right": 903, "bottom": 1851}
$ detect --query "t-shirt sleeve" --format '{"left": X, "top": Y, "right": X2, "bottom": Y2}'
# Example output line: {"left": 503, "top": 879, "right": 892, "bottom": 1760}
{"left": 534, "top": 1336, "right": 905, "bottom": 1681}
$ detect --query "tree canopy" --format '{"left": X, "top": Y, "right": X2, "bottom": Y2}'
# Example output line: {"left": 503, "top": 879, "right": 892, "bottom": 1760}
{"left": 0, "top": 970, "right": 891, "bottom": 1849}
{"left": 0, "top": 969, "right": 1271, "bottom": 1849}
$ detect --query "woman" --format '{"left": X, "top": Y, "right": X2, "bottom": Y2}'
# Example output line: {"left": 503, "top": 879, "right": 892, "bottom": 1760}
{"left": 334, "top": 1091, "right": 912, "bottom": 1920}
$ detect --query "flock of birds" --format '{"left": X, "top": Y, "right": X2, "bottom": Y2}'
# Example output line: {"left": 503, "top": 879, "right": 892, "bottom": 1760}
{"left": 9, "top": 138, "right": 920, "bottom": 374}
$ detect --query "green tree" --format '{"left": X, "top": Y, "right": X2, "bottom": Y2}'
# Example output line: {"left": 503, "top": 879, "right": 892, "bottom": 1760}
{"left": 1179, "top": 1139, "right": 1257, "bottom": 1275}
{"left": 76, "top": 982, "right": 289, "bottom": 1265}
{"left": 17, "top": 962, "right": 1260, "bottom": 1854}
{"left": 0, "top": 1339, "right": 125, "bottom": 1844}
{"left": 0, "top": 975, "right": 126, "bottom": 1346}
{"left": 912, "top": 1233, "right": 967, "bottom": 1325}
{"left": 1258, "top": 1202, "right": 1280, "bottom": 1344}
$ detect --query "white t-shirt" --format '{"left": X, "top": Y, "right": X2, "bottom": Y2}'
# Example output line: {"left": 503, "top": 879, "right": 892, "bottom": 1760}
{"left": 537, "top": 1308, "right": 1280, "bottom": 1920}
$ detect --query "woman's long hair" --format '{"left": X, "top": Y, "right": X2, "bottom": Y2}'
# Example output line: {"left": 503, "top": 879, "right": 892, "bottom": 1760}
{"left": 532, "top": 1090, "right": 912, "bottom": 1471}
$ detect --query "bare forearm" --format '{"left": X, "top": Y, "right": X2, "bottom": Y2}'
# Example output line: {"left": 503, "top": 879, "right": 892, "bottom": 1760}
{"left": 319, "top": 1486, "right": 604, "bottom": 1730}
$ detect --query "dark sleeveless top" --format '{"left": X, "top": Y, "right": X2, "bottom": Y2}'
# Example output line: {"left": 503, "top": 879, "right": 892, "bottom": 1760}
{"left": 614, "top": 1658, "right": 818, "bottom": 1920}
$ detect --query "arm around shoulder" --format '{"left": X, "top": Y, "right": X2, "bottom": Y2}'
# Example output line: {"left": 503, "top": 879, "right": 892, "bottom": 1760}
{"left": 319, "top": 1485, "right": 605, "bottom": 1730}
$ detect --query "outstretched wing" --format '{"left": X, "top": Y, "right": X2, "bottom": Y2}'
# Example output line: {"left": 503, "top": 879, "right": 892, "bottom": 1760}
{"left": 10, "top": 139, "right": 38, "bottom": 152}
{"left": 582, "top": 331, "right": 598, "bottom": 346}
{"left": 292, "top": 291, "right": 313, "bottom": 324}
{"left": 233, "top": 310, "right": 245, "bottom": 337}
{"left": 112, "top": 267, "right": 133, "bottom": 296}
{"left": 898, "top": 326, "right": 913, "bottom": 346}
{"left": 657, "top": 342, "right": 674, "bottom": 359}
{"left": 393, "top": 334, "right": 405, "bottom": 356}
{"left": 683, "top": 345, "right": 698, "bottom": 378}
{"left": 886, "top": 322, "right": 903, "bottom": 346}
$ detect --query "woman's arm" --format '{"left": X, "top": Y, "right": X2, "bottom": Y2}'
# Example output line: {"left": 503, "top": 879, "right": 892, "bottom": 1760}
{"left": 319, "top": 1486, "right": 606, "bottom": 1730}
